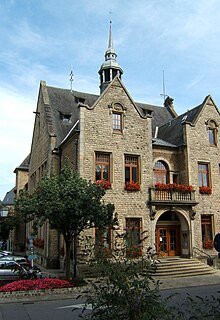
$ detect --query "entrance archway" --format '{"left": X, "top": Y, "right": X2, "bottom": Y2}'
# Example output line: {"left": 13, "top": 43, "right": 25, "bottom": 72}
{"left": 156, "top": 211, "right": 182, "bottom": 256}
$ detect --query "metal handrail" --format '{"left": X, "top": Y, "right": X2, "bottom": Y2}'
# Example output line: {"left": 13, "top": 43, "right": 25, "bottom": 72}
{"left": 193, "top": 246, "right": 212, "bottom": 261}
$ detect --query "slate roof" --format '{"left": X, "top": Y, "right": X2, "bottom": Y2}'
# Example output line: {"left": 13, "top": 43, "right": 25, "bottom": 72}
{"left": 2, "top": 188, "right": 15, "bottom": 206}
{"left": 136, "top": 102, "right": 174, "bottom": 135}
{"left": 46, "top": 85, "right": 174, "bottom": 147}
{"left": 157, "top": 100, "right": 204, "bottom": 147}
{"left": 46, "top": 86, "right": 99, "bottom": 145}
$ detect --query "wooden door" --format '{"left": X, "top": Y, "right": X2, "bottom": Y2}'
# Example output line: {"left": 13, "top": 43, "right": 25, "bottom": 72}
{"left": 156, "top": 226, "right": 180, "bottom": 256}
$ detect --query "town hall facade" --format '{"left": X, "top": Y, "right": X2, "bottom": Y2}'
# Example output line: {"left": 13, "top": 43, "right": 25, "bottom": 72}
{"left": 16, "top": 23, "right": 220, "bottom": 269}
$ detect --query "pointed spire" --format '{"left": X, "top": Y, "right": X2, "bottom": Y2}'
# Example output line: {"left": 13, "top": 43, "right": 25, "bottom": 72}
{"left": 98, "top": 21, "right": 123, "bottom": 94}
{"left": 108, "top": 20, "right": 113, "bottom": 49}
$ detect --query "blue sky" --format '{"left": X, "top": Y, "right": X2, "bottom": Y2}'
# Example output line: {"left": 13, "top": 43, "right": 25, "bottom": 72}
{"left": 1, "top": 0, "right": 220, "bottom": 200}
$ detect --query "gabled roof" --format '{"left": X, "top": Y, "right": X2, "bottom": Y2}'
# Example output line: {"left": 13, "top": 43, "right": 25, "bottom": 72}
{"left": 42, "top": 81, "right": 175, "bottom": 147}
{"left": 14, "top": 154, "right": 30, "bottom": 173}
{"left": 45, "top": 85, "right": 99, "bottom": 145}
{"left": 136, "top": 102, "right": 174, "bottom": 135}
{"left": 2, "top": 188, "right": 15, "bottom": 206}
{"left": 157, "top": 95, "right": 218, "bottom": 147}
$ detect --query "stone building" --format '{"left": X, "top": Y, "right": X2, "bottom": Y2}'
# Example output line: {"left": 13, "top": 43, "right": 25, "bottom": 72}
{"left": 25, "top": 23, "right": 219, "bottom": 269}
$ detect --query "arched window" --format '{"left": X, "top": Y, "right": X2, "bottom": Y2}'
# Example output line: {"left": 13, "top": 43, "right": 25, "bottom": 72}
{"left": 206, "top": 120, "right": 218, "bottom": 146}
{"left": 153, "top": 160, "right": 168, "bottom": 185}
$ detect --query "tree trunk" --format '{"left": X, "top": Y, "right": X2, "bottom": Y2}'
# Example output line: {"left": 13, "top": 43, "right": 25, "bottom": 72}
{"left": 65, "top": 239, "right": 71, "bottom": 280}
{"left": 73, "top": 233, "right": 78, "bottom": 279}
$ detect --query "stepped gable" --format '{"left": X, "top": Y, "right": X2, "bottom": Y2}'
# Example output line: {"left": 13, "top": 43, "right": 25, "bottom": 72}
{"left": 46, "top": 86, "right": 99, "bottom": 146}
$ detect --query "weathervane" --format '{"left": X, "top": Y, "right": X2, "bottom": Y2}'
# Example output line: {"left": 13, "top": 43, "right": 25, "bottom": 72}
{"left": 160, "top": 70, "right": 168, "bottom": 103}
{"left": 109, "top": 9, "right": 112, "bottom": 23}
{"left": 70, "top": 67, "right": 74, "bottom": 92}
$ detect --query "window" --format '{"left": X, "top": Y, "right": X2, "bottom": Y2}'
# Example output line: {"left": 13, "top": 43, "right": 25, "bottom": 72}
{"left": 95, "top": 153, "right": 110, "bottom": 182}
{"left": 112, "top": 112, "right": 122, "bottom": 132}
{"left": 95, "top": 228, "right": 111, "bottom": 248}
{"left": 198, "top": 163, "right": 210, "bottom": 187}
{"left": 201, "top": 215, "right": 213, "bottom": 249}
{"left": 207, "top": 120, "right": 217, "bottom": 146}
{"left": 126, "top": 218, "right": 142, "bottom": 257}
{"left": 125, "top": 155, "right": 139, "bottom": 183}
{"left": 208, "top": 128, "right": 216, "bottom": 145}
{"left": 153, "top": 160, "right": 168, "bottom": 184}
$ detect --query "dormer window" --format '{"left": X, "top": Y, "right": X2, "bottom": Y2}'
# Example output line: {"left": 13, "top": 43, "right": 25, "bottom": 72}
{"left": 59, "top": 111, "right": 71, "bottom": 123}
{"left": 74, "top": 97, "right": 85, "bottom": 104}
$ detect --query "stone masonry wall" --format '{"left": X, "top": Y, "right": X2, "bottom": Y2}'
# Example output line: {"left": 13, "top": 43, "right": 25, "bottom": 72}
{"left": 186, "top": 98, "right": 220, "bottom": 253}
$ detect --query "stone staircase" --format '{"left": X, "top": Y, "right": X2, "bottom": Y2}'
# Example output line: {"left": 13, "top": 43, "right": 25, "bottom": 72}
{"left": 153, "top": 257, "right": 216, "bottom": 278}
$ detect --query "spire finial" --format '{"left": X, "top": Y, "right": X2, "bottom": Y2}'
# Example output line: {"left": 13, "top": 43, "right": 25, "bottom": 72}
{"left": 70, "top": 67, "right": 74, "bottom": 92}
{"left": 108, "top": 12, "right": 113, "bottom": 49}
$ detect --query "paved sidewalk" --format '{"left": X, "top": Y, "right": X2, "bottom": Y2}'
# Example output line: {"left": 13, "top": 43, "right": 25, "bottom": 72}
{"left": 158, "top": 269, "right": 220, "bottom": 290}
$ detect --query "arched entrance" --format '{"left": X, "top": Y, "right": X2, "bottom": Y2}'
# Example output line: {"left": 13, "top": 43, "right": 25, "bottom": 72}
{"left": 156, "top": 211, "right": 182, "bottom": 256}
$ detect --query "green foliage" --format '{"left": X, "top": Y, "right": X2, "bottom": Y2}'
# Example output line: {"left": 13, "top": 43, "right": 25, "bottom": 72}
{"left": 0, "top": 214, "right": 16, "bottom": 243}
{"left": 79, "top": 232, "right": 220, "bottom": 320}
{"left": 80, "top": 232, "right": 171, "bottom": 320}
{"left": 15, "top": 164, "right": 117, "bottom": 279}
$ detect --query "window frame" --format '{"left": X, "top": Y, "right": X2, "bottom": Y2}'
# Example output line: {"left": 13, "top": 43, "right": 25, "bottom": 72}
{"left": 207, "top": 120, "right": 217, "bottom": 146}
{"left": 201, "top": 215, "right": 213, "bottom": 248}
{"left": 112, "top": 112, "right": 123, "bottom": 132}
{"left": 153, "top": 160, "right": 169, "bottom": 185}
{"left": 124, "top": 155, "right": 139, "bottom": 184}
{"left": 198, "top": 162, "right": 210, "bottom": 187}
{"left": 125, "top": 218, "right": 142, "bottom": 256}
{"left": 95, "top": 152, "right": 111, "bottom": 182}
{"left": 95, "top": 227, "right": 111, "bottom": 249}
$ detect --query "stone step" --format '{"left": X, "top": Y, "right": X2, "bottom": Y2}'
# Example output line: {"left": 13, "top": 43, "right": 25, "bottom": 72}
{"left": 153, "top": 257, "right": 216, "bottom": 278}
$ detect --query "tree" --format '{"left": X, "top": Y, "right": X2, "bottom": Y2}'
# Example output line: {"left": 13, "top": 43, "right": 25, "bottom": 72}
{"left": 15, "top": 165, "right": 117, "bottom": 279}
{"left": 0, "top": 214, "right": 16, "bottom": 248}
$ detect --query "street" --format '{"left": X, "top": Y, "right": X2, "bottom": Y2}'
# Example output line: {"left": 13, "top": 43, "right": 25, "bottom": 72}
{"left": 0, "top": 284, "right": 220, "bottom": 319}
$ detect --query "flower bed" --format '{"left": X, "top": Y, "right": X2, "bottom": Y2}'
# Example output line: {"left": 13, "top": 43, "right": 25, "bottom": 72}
{"left": 155, "top": 183, "right": 193, "bottom": 192}
{"left": 0, "top": 278, "right": 73, "bottom": 292}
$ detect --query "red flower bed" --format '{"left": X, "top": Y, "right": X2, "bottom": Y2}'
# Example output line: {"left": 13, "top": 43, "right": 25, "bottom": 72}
{"left": 125, "top": 181, "right": 140, "bottom": 191}
{"left": 155, "top": 183, "right": 193, "bottom": 192}
{"left": 95, "top": 180, "right": 111, "bottom": 189}
{"left": 0, "top": 278, "right": 73, "bottom": 292}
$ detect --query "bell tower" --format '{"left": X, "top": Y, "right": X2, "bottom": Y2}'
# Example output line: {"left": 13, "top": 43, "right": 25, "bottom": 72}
{"left": 98, "top": 21, "right": 123, "bottom": 94}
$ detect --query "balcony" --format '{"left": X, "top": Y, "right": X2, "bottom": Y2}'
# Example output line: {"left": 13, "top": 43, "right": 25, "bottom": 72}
{"left": 148, "top": 188, "right": 198, "bottom": 206}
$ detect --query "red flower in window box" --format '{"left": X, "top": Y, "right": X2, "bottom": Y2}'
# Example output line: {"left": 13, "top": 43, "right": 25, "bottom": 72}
{"left": 199, "top": 186, "right": 212, "bottom": 195}
{"left": 95, "top": 180, "right": 111, "bottom": 189}
{"left": 125, "top": 181, "right": 140, "bottom": 191}
{"left": 127, "top": 245, "right": 142, "bottom": 258}
{"left": 33, "top": 238, "right": 44, "bottom": 249}
{"left": 203, "top": 239, "right": 214, "bottom": 249}
{"left": 155, "top": 183, "right": 193, "bottom": 192}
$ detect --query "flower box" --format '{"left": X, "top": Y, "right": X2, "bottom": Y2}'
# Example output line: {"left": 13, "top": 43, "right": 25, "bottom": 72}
{"left": 125, "top": 181, "right": 140, "bottom": 191}
{"left": 33, "top": 239, "right": 44, "bottom": 249}
{"left": 95, "top": 180, "right": 111, "bottom": 189}
{"left": 203, "top": 239, "right": 214, "bottom": 249}
{"left": 155, "top": 183, "right": 193, "bottom": 192}
{"left": 127, "top": 245, "right": 142, "bottom": 258}
{"left": 199, "top": 186, "right": 212, "bottom": 195}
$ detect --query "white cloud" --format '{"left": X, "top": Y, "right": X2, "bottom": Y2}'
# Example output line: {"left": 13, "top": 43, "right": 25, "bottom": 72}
{"left": 0, "top": 84, "right": 35, "bottom": 200}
